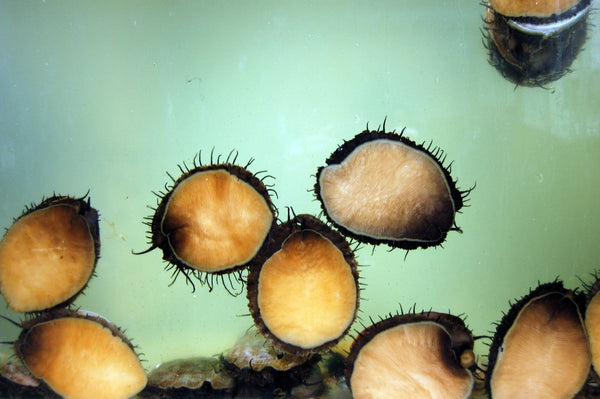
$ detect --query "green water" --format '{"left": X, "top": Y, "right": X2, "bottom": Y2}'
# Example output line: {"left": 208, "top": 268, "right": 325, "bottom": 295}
{"left": 1, "top": 0, "right": 599, "bottom": 383}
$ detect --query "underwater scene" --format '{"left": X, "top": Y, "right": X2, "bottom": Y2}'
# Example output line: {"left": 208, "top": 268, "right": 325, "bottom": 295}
{"left": 1, "top": 1, "right": 599, "bottom": 398}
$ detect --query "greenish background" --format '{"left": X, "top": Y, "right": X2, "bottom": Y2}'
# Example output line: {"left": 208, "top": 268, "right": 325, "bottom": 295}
{"left": 1, "top": 0, "right": 599, "bottom": 373}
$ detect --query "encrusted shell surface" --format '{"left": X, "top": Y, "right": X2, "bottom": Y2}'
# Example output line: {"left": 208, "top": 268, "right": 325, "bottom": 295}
{"left": 147, "top": 356, "right": 235, "bottom": 390}
{"left": 223, "top": 329, "right": 311, "bottom": 372}
{"left": 0, "top": 355, "right": 40, "bottom": 387}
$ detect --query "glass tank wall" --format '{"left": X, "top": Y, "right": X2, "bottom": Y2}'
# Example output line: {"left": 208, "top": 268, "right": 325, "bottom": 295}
{"left": 1, "top": 1, "right": 599, "bottom": 397}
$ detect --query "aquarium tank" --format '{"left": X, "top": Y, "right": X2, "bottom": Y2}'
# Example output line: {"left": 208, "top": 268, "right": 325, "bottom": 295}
{"left": 1, "top": 1, "right": 599, "bottom": 398}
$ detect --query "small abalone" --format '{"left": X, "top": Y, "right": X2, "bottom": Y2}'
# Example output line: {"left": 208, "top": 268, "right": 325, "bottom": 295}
{"left": 14, "top": 309, "right": 147, "bottom": 399}
{"left": 315, "top": 124, "right": 471, "bottom": 250}
{"left": 484, "top": 1, "right": 590, "bottom": 87}
{"left": 0, "top": 194, "right": 99, "bottom": 312}
{"left": 345, "top": 311, "right": 476, "bottom": 399}
{"left": 137, "top": 151, "right": 277, "bottom": 293}
{"left": 247, "top": 214, "right": 359, "bottom": 355}
{"left": 486, "top": 281, "right": 590, "bottom": 398}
